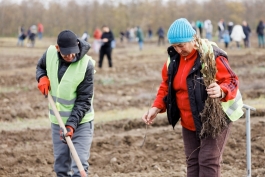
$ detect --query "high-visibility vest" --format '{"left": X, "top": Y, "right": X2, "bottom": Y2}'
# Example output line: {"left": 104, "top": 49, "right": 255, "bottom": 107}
{"left": 166, "top": 47, "right": 244, "bottom": 121}
{"left": 46, "top": 45, "right": 95, "bottom": 124}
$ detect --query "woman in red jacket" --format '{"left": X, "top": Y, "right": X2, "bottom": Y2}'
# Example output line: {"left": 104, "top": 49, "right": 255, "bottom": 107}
{"left": 142, "top": 18, "right": 242, "bottom": 177}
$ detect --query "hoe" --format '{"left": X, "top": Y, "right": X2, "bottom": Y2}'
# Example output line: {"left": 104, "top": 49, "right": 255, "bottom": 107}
{"left": 48, "top": 92, "right": 87, "bottom": 177}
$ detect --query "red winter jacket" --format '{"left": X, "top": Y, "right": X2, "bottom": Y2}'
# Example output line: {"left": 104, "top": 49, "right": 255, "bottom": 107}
{"left": 152, "top": 49, "right": 239, "bottom": 131}
{"left": 93, "top": 29, "right": 102, "bottom": 39}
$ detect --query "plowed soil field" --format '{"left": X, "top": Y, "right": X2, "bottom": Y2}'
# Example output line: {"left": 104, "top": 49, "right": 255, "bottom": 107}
{"left": 0, "top": 37, "right": 264, "bottom": 177}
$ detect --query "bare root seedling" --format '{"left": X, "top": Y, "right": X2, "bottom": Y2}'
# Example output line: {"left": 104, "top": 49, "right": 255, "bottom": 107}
{"left": 140, "top": 124, "right": 148, "bottom": 148}
{"left": 140, "top": 84, "right": 155, "bottom": 148}
{"left": 194, "top": 36, "right": 227, "bottom": 139}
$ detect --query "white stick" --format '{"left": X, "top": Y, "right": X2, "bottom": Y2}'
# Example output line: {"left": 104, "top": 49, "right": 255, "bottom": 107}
{"left": 48, "top": 93, "right": 87, "bottom": 177}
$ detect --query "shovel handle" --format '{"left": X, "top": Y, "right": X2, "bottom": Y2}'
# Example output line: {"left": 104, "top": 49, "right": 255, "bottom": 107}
{"left": 47, "top": 93, "right": 87, "bottom": 177}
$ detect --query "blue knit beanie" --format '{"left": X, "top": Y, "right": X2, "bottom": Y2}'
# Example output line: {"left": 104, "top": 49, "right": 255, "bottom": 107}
{"left": 167, "top": 18, "right": 196, "bottom": 44}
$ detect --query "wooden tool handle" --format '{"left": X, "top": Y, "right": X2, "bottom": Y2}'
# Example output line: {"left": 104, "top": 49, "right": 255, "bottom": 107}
{"left": 48, "top": 93, "right": 87, "bottom": 177}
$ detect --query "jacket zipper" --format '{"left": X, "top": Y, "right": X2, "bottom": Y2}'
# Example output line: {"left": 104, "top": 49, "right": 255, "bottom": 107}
{"left": 180, "top": 58, "right": 188, "bottom": 114}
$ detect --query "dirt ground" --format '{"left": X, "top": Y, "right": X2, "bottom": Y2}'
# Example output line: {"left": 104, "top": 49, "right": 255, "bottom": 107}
{"left": 0, "top": 37, "right": 264, "bottom": 177}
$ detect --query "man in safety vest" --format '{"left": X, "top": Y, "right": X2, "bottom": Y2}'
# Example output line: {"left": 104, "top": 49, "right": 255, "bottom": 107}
{"left": 142, "top": 18, "right": 243, "bottom": 177}
{"left": 36, "top": 30, "right": 95, "bottom": 176}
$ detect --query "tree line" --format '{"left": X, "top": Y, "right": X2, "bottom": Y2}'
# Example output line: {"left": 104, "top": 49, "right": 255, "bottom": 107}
{"left": 0, "top": 0, "right": 264, "bottom": 37}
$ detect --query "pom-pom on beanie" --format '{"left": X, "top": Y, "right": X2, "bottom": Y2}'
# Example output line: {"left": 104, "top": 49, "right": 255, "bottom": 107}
{"left": 167, "top": 18, "right": 196, "bottom": 44}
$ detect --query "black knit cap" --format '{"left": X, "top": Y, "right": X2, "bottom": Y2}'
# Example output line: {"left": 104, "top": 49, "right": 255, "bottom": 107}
{"left": 57, "top": 30, "right": 80, "bottom": 55}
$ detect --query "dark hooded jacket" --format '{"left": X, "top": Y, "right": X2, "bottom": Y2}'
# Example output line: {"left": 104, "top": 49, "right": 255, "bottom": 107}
{"left": 256, "top": 21, "right": 264, "bottom": 35}
{"left": 36, "top": 39, "right": 94, "bottom": 130}
{"left": 101, "top": 30, "right": 114, "bottom": 48}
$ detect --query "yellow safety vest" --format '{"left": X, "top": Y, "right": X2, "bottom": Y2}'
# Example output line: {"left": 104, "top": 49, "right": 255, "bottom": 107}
{"left": 46, "top": 45, "right": 95, "bottom": 124}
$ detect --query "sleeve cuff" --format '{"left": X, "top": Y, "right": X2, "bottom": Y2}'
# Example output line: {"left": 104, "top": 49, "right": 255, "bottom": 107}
{"left": 65, "top": 122, "right": 76, "bottom": 131}
{"left": 220, "top": 89, "right": 225, "bottom": 99}
{"left": 219, "top": 87, "right": 227, "bottom": 101}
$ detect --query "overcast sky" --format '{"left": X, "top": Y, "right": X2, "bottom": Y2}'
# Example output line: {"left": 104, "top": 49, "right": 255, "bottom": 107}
{"left": 2, "top": 0, "right": 224, "bottom": 4}
{"left": 1, "top": 0, "right": 244, "bottom": 7}
{"left": 1, "top": 0, "right": 206, "bottom": 8}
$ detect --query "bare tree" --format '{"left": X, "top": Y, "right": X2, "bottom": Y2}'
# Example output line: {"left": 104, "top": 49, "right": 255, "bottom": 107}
{"left": 0, "top": 0, "right": 263, "bottom": 37}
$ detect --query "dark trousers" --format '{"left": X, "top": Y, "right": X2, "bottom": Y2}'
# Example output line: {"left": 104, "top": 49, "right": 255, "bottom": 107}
{"left": 158, "top": 36, "right": 165, "bottom": 46}
{"left": 236, "top": 41, "right": 240, "bottom": 48}
{"left": 99, "top": 47, "right": 112, "bottom": 68}
{"left": 224, "top": 42, "right": 229, "bottom": 49}
{"left": 182, "top": 123, "right": 232, "bottom": 177}
{"left": 51, "top": 121, "right": 94, "bottom": 177}
{"left": 244, "top": 37, "right": 249, "bottom": 48}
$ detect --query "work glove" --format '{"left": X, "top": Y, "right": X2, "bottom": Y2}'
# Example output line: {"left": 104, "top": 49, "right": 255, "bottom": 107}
{"left": 37, "top": 76, "right": 50, "bottom": 97}
{"left": 60, "top": 125, "right": 74, "bottom": 144}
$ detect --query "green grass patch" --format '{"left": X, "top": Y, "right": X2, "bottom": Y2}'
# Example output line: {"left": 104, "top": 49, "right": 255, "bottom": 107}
{"left": 0, "top": 107, "right": 160, "bottom": 132}
{"left": 0, "top": 87, "right": 17, "bottom": 93}
{"left": 0, "top": 86, "right": 29, "bottom": 93}
{"left": 0, "top": 118, "right": 51, "bottom": 132}
{"left": 243, "top": 97, "right": 265, "bottom": 110}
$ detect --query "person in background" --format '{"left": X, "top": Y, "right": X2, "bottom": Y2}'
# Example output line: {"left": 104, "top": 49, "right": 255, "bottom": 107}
{"left": 99, "top": 25, "right": 114, "bottom": 68}
{"left": 230, "top": 24, "right": 246, "bottom": 48}
{"left": 136, "top": 26, "right": 144, "bottom": 50}
{"left": 157, "top": 26, "right": 165, "bottom": 46}
{"left": 204, "top": 19, "right": 213, "bottom": 40}
{"left": 81, "top": 31, "right": 89, "bottom": 42}
{"left": 227, "top": 21, "right": 234, "bottom": 41}
{"left": 36, "top": 30, "right": 95, "bottom": 177}
{"left": 256, "top": 20, "right": 264, "bottom": 48}
{"left": 18, "top": 25, "right": 25, "bottom": 37}
{"left": 242, "top": 21, "right": 251, "bottom": 48}
{"left": 142, "top": 18, "right": 243, "bottom": 177}
{"left": 196, "top": 20, "right": 203, "bottom": 38}
{"left": 29, "top": 25, "right": 37, "bottom": 47}
{"left": 120, "top": 31, "right": 125, "bottom": 43}
{"left": 129, "top": 27, "right": 135, "bottom": 42}
{"left": 125, "top": 28, "right": 130, "bottom": 42}
{"left": 37, "top": 23, "right": 44, "bottom": 40}
{"left": 223, "top": 30, "right": 231, "bottom": 49}
{"left": 147, "top": 27, "right": 153, "bottom": 39}
{"left": 191, "top": 21, "right": 197, "bottom": 32}
{"left": 17, "top": 25, "right": 26, "bottom": 46}
{"left": 26, "top": 27, "right": 31, "bottom": 46}
{"left": 17, "top": 31, "right": 27, "bottom": 46}
{"left": 218, "top": 19, "right": 225, "bottom": 42}
{"left": 92, "top": 27, "right": 102, "bottom": 54}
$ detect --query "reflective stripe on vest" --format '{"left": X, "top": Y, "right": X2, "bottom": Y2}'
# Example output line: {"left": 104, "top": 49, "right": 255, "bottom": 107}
{"left": 49, "top": 105, "right": 93, "bottom": 117}
{"left": 46, "top": 45, "right": 95, "bottom": 124}
{"left": 166, "top": 53, "right": 244, "bottom": 121}
{"left": 221, "top": 90, "right": 244, "bottom": 121}
{"left": 52, "top": 96, "right": 76, "bottom": 105}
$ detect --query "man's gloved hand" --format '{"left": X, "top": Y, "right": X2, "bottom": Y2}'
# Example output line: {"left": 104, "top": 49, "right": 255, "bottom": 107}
{"left": 60, "top": 126, "right": 74, "bottom": 144}
{"left": 37, "top": 76, "right": 50, "bottom": 97}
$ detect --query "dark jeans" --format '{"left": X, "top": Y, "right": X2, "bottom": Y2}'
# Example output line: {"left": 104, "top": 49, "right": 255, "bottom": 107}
{"left": 258, "top": 34, "right": 265, "bottom": 48}
{"left": 99, "top": 47, "right": 112, "bottom": 68}
{"left": 182, "top": 123, "right": 232, "bottom": 177}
